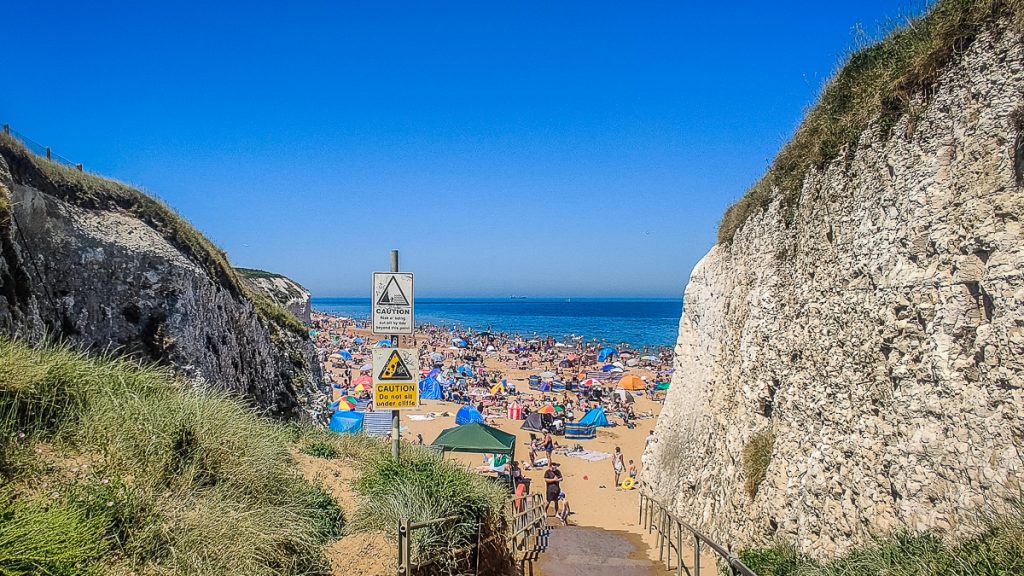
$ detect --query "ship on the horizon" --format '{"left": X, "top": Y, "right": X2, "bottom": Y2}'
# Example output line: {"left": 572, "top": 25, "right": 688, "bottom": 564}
{"left": 510, "top": 295, "right": 527, "bottom": 300}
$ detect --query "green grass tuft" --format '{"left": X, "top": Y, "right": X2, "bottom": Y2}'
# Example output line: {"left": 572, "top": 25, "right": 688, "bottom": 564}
{"left": 0, "top": 338, "right": 341, "bottom": 575}
{"left": 740, "top": 495, "right": 1024, "bottom": 575}
{"left": 718, "top": 0, "right": 1024, "bottom": 244}
{"left": 0, "top": 488, "right": 110, "bottom": 576}
{"left": 350, "top": 442, "right": 508, "bottom": 560}
{"left": 302, "top": 440, "right": 339, "bottom": 460}
{"left": 742, "top": 430, "right": 775, "bottom": 499}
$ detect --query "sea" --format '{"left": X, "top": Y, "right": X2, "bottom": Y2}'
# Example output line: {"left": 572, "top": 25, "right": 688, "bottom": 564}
{"left": 310, "top": 298, "right": 682, "bottom": 349}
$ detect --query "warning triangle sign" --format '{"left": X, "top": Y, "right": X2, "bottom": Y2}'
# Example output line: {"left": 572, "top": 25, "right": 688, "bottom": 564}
{"left": 377, "top": 276, "right": 409, "bottom": 306}
{"left": 378, "top": 350, "right": 413, "bottom": 381}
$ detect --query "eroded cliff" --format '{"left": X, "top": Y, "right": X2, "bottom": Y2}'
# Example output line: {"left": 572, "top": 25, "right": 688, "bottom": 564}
{"left": 0, "top": 134, "right": 324, "bottom": 418}
{"left": 643, "top": 4, "right": 1024, "bottom": 559}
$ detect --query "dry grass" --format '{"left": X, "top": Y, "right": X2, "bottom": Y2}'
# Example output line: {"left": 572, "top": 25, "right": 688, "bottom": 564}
{"left": 0, "top": 133, "right": 306, "bottom": 338}
{"left": 742, "top": 430, "right": 775, "bottom": 499}
{"left": 719, "top": 0, "right": 1024, "bottom": 244}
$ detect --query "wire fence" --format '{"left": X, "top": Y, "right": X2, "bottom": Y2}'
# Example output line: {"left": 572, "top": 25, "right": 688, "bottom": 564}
{"left": 2, "top": 123, "right": 83, "bottom": 172}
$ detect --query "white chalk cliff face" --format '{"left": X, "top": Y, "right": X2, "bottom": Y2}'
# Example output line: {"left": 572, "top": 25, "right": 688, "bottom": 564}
{"left": 643, "top": 21, "right": 1024, "bottom": 558}
{"left": 0, "top": 150, "right": 325, "bottom": 419}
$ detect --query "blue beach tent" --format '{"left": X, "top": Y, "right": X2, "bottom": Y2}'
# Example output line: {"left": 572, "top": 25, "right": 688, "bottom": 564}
{"left": 453, "top": 338, "right": 468, "bottom": 348}
{"left": 455, "top": 405, "right": 485, "bottom": 425}
{"left": 329, "top": 410, "right": 364, "bottom": 434}
{"left": 338, "top": 350, "right": 353, "bottom": 360}
{"left": 579, "top": 407, "right": 610, "bottom": 427}
{"left": 419, "top": 377, "right": 443, "bottom": 400}
{"left": 597, "top": 348, "right": 618, "bottom": 362}
{"left": 354, "top": 337, "right": 365, "bottom": 344}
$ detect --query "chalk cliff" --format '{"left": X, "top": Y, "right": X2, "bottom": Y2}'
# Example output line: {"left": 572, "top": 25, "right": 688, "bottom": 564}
{"left": 0, "top": 134, "right": 324, "bottom": 418}
{"left": 643, "top": 4, "right": 1024, "bottom": 558}
{"left": 238, "top": 268, "right": 314, "bottom": 325}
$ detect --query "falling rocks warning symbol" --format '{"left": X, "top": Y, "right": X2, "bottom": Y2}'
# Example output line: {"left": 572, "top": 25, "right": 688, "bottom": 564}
{"left": 378, "top": 350, "right": 413, "bottom": 381}
{"left": 377, "top": 276, "right": 409, "bottom": 306}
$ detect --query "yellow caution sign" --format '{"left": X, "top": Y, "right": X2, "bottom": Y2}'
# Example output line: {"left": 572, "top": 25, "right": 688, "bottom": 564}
{"left": 372, "top": 348, "right": 420, "bottom": 410}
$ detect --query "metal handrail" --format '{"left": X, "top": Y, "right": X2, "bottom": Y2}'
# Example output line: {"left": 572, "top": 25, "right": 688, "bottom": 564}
{"left": 397, "top": 492, "right": 548, "bottom": 576}
{"left": 638, "top": 488, "right": 758, "bottom": 576}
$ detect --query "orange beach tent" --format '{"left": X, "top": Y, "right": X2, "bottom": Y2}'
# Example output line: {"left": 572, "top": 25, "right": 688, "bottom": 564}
{"left": 616, "top": 374, "right": 646, "bottom": 391}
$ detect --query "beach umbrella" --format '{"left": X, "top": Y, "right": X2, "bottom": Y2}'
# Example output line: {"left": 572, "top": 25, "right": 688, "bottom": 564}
{"left": 619, "top": 352, "right": 632, "bottom": 358}
{"left": 554, "top": 405, "right": 565, "bottom": 413}
{"left": 354, "top": 337, "right": 365, "bottom": 344}
{"left": 335, "top": 399, "right": 356, "bottom": 411}
{"left": 430, "top": 352, "right": 445, "bottom": 362}
{"left": 617, "top": 374, "right": 646, "bottom": 391}
{"left": 354, "top": 375, "right": 372, "bottom": 387}
{"left": 610, "top": 367, "right": 624, "bottom": 373}
{"left": 612, "top": 362, "right": 624, "bottom": 368}
{"left": 537, "top": 405, "right": 556, "bottom": 414}
{"left": 353, "top": 384, "right": 367, "bottom": 393}
{"left": 375, "top": 340, "right": 392, "bottom": 347}
{"left": 359, "top": 363, "right": 373, "bottom": 372}
{"left": 328, "top": 400, "right": 341, "bottom": 411}
{"left": 338, "top": 350, "right": 353, "bottom": 360}
{"left": 538, "top": 371, "right": 557, "bottom": 379}
{"left": 597, "top": 347, "right": 617, "bottom": 362}
{"left": 486, "top": 345, "right": 496, "bottom": 352}
{"left": 343, "top": 395, "right": 360, "bottom": 404}
{"left": 626, "top": 359, "right": 638, "bottom": 367}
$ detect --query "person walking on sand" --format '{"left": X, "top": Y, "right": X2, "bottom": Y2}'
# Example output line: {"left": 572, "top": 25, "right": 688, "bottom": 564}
{"left": 544, "top": 462, "right": 563, "bottom": 516}
{"left": 543, "top": 431, "right": 554, "bottom": 463}
{"left": 613, "top": 446, "right": 625, "bottom": 488}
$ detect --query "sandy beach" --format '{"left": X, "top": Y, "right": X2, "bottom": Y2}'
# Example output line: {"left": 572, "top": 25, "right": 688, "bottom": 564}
{"left": 310, "top": 312, "right": 715, "bottom": 573}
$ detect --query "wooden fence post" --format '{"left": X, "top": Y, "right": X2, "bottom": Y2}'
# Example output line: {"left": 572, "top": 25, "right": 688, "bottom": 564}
{"left": 46, "top": 146, "right": 51, "bottom": 160}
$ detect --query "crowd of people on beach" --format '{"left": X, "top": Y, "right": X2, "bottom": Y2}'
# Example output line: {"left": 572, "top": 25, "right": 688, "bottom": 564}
{"left": 308, "top": 311, "right": 673, "bottom": 520}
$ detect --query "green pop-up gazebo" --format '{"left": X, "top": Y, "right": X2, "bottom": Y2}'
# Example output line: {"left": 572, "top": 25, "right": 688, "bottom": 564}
{"left": 431, "top": 422, "right": 516, "bottom": 461}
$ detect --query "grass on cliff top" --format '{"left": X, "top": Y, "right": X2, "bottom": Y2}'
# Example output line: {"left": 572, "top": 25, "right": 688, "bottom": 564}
{"left": 236, "top": 267, "right": 286, "bottom": 280}
{"left": 718, "top": 0, "right": 1024, "bottom": 244}
{"left": 0, "top": 132, "right": 306, "bottom": 339}
{"left": 0, "top": 338, "right": 340, "bottom": 575}
{"left": 739, "top": 495, "right": 1024, "bottom": 575}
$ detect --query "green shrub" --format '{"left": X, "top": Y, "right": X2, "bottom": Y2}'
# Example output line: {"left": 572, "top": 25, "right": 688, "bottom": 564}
{"left": 302, "top": 440, "right": 339, "bottom": 460}
{"left": 718, "top": 0, "right": 1024, "bottom": 244}
{"left": 742, "top": 430, "right": 775, "bottom": 499}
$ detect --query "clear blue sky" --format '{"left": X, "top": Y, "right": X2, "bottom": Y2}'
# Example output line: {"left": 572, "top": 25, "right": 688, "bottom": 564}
{"left": 3, "top": 1, "right": 925, "bottom": 298}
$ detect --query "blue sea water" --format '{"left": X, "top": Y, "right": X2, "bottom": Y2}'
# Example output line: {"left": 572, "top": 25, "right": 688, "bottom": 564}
{"left": 310, "top": 298, "right": 682, "bottom": 349}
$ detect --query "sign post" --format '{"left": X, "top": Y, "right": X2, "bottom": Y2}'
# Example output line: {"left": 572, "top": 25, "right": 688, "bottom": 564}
{"left": 372, "top": 250, "right": 415, "bottom": 461}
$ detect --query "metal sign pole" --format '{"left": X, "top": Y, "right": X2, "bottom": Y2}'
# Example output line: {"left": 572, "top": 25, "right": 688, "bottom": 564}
{"left": 390, "top": 249, "right": 401, "bottom": 462}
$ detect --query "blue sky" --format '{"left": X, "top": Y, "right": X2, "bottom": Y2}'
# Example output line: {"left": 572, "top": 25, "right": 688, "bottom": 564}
{"left": 3, "top": 1, "right": 925, "bottom": 297}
